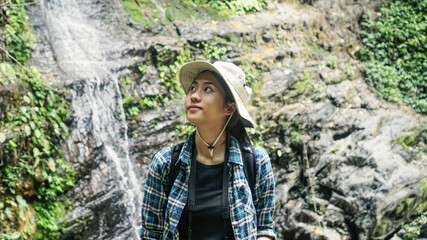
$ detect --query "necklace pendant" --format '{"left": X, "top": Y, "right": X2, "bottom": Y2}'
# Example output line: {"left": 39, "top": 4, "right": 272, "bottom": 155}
{"left": 207, "top": 145, "right": 214, "bottom": 157}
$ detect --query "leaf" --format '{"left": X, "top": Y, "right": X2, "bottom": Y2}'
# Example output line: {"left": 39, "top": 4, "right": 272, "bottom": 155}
{"left": 29, "top": 121, "right": 36, "bottom": 130}
{"left": 33, "top": 157, "right": 40, "bottom": 168}
{"left": 49, "top": 90, "right": 56, "bottom": 102}
{"left": 9, "top": 200, "right": 17, "bottom": 207}
{"left": 330, "top": 144, "right": 341, "bottom": 153}
{"left": 16, "top": 195, "right": 27, "bottom": 207}
{"left": 34, "top": 129, "right": 41, "bottom": 138}
{"left": 5, "top": 207, "right": 12, "bottom": 219}
{"left": 48, "top": 158, "right": 56, "bottom": 172}
{"left": 19, "top": 205, "right": 25, "bottom": 219}
{"left": 20, "top": 115, "right": 27, "bottom": 123}
{"left": 10, "top": 232, "right": 21, "bottom": 239}
{"left": 30, "top": 214, "right": 35, "bottom": 224}
{"left": 33, "top": 147, "right": 40, "bottom": 157}
{"left": 23, "top": 95, "right": 31, "bottom": 103}
{"left": 24, "top": 124, "right": 32, "bottom": 136}
{"left": 0, "top": 133, "right": 6, "bottom": 143}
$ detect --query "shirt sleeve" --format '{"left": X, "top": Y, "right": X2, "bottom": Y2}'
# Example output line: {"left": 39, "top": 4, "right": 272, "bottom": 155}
{"left": 140, "top": 147, "right": 171, "bottom": 239}
{"left": 254, "top": 146, "right": 277, "bottom": 239}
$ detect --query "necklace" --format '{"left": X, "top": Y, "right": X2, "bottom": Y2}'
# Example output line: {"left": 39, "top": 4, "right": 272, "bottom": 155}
{"left": 196, "top": 113, "right": 233, "bottom": 157}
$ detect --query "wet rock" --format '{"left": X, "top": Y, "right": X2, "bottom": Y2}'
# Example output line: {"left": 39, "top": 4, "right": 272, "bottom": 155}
{"left": 262, "top": 31, "right": 275, "bottom": 42}
{"left": 261, "top": 67, "right": 295, "bottom": 99}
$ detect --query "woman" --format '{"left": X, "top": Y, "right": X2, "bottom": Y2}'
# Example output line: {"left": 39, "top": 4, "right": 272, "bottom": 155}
{"left": 140, "top": 61, "right": 276, "bottom": 240}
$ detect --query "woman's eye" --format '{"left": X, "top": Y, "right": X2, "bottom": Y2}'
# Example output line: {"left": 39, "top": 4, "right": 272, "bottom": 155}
{"left": 189, "top": 86, "right": 196, "bottom": 92}
{"left": 205, "top": 87, "right": 213, "bottom": 92}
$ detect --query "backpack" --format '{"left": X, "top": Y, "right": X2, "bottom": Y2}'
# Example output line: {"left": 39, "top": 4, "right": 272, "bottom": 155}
{"left": 166, "top": 141, "right": 256, "bottom": 197}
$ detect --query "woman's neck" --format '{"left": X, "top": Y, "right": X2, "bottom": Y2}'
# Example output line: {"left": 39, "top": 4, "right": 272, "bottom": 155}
{"left": 195, "top": 125, "right": 227, "bottom": 165}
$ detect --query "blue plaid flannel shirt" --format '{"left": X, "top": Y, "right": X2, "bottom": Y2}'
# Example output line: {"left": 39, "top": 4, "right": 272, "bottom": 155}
{"left": 140, "top": 133, "right": 276, "bottom": 239}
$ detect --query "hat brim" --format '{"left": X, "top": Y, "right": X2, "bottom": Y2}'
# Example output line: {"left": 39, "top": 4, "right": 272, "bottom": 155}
{"left": 179, "top": 61, "right": 255, "bottom": 128}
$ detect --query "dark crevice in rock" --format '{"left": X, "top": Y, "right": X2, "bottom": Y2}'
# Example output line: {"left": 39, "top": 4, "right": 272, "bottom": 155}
{"left": 332, "top": 125, "right": 359, "bottom": 140}
{"left": 345, "top": 217, "right": 360, "bottom": 240}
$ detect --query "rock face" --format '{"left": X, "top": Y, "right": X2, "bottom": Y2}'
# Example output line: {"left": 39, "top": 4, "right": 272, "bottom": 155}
{"left": 27, "top": 0, "right": 426, "bottom": 239}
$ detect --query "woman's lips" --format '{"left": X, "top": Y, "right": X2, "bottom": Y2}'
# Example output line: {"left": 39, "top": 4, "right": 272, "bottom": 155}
{"left": 188, "top": 105, "right": 202, "bottom": 111}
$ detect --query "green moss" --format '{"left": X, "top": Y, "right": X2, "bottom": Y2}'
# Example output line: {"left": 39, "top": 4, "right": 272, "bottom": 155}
{"left": 375, "top": 117, "right": 386, "bottom": 137}
{"left": 122, "top": 0, "right": 162, "bottom": 25}
{"left": 419, "top": 179, "right": 427, "bottom": 193}
{"left": 396, "top": 201, "right": 405, "bottom": 214}
{"left": 406, "top": 197, "right": 415, "bottom": 207}
{"left": 392, "top": 127, "right": 427, "bottom": 150}
{"left": 289, "top": 71, "right": 318, "bottom": 98}
{"left": 176, "top": 0, "right": 268, "bottom": 19}
{"left": 164, "top": 2, "right": 209, "bottom": 21}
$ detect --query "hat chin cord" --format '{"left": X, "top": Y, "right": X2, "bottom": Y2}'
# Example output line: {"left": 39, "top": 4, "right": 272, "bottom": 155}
{"left": 196, "top": 113, "right": 233, "bottom": 158}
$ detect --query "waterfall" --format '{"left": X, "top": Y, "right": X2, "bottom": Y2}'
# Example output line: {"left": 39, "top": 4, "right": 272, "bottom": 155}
{"left": 29, "top": 0, "right": 144, "bottom": 238}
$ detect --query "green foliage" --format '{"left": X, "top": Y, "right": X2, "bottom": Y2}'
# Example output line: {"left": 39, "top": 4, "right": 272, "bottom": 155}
{"left": 361, "top": 0, "right": 427, "bottom": 113}
{"left": 247, "top": 125, "right": 267, "bottom": 148}
{"left": 401, "top": 209, "right": 427, "bottom": 240}
{"left": 197, "top": 42, "right": 227, "bottom": 61}
{"left": 181, "top": 0, "right": 268, "bottom": 16}
{"left": 289, "top": 71, "right": 318, "bottom": 98}
{"left": 0, "top": 196, "right": 35, "bottom": 238}
{"left": 121, "top": 47, "right": 194, "bottom": 117}
{"left": 0, "top": 0, "right": 34, "bottom": 64}
{"left": 392, "top": 127, "right": 427, "bottom": 152}
{"left": 157, "top": 47, "right": 191, "bottom": 95}
{"left": 124, "top": 0, "right": 268, "bottom": 23}
{"left": 33, "top": 201, "right": 67, "bottom": 239}
{"left": 0, "top": 232, "right": 21, "bottom": 240}
{"left": 329, "top": 144, "right": 341, "bottom": 153}
{"left": 120, "top": 76, "right": 161, "bottom": 117}
{"left": 175, "top": 123, "right": 195, "bottom": 140}
{"left": 239, "top": 62, "right": 263, "bottom": 89}
{"left": 1, "top": 3, "right": 74, "bottom": 235}
{"left": 0, "top": 63, "right": 74, "bottom": 238}
{"left": 121, "top": 0, "right": 162, "bottom": 25}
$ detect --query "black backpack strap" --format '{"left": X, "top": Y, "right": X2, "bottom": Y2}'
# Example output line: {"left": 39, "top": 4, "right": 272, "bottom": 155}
{"left": 166, "top": 142, "right": 184, "bottom": 196}
{"left": 239, "top": 142, "right": 256, "bottom": 197}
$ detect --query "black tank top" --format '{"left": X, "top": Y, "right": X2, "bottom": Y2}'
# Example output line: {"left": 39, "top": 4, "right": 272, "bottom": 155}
{"left": 178, "top": 160, "right": 234, "bottom": 239}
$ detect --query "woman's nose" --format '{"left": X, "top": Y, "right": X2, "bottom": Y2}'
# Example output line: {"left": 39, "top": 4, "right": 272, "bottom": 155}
{"left": 190, "top": 90, "right": 201, "bottom": 102}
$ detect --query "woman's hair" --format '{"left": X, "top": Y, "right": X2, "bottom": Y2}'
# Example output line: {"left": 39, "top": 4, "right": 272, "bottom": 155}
{"left": 208, "top": 71, "right": 251, "bottom": 144}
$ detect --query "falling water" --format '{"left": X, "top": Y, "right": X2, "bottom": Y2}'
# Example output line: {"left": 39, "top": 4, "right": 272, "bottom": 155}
{"left": 28, "top": 0, "right": 143, "bottom": 238}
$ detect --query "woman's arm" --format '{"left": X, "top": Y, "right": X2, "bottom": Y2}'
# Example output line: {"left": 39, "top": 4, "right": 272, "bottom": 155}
{"left": 140, "top": 149, "right": 170, "bottom": 239}
{"left": 254, "top": 147, "right": 277, "bottom": 239}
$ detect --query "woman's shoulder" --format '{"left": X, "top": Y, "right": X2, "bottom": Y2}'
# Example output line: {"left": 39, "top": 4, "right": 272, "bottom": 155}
{"left": 252, "top": 145, "right": 268, "bottom": 155}
{"left": 251, "top": 145, "right": 270, "bottom": 163}
{"left": 152, "top": 141, "right": 189, "bottom": 164}
{"left": 232, "top": 137, "right": 270, "bottom": 161}
{"left": 152, "top": 146, "right": 173, "bottom": 166}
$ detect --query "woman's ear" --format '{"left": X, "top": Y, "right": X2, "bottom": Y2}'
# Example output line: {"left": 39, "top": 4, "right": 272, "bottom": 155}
{"left": 225, "top": 102, "right": 236, "bottom": 115}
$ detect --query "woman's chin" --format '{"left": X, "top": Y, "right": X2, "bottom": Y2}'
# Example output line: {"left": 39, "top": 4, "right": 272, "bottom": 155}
{"left": 186, "top": 117, "right": 201, "bottom": 125}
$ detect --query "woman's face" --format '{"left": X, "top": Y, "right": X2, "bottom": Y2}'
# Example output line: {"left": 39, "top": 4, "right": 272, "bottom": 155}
{"left": 184, "top": 71, "right": 234, "bottom": 127}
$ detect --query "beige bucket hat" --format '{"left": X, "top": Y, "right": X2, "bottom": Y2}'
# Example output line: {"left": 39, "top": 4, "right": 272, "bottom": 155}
{"left": 179, "top": 60, "right": 255, "bottom": 128}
